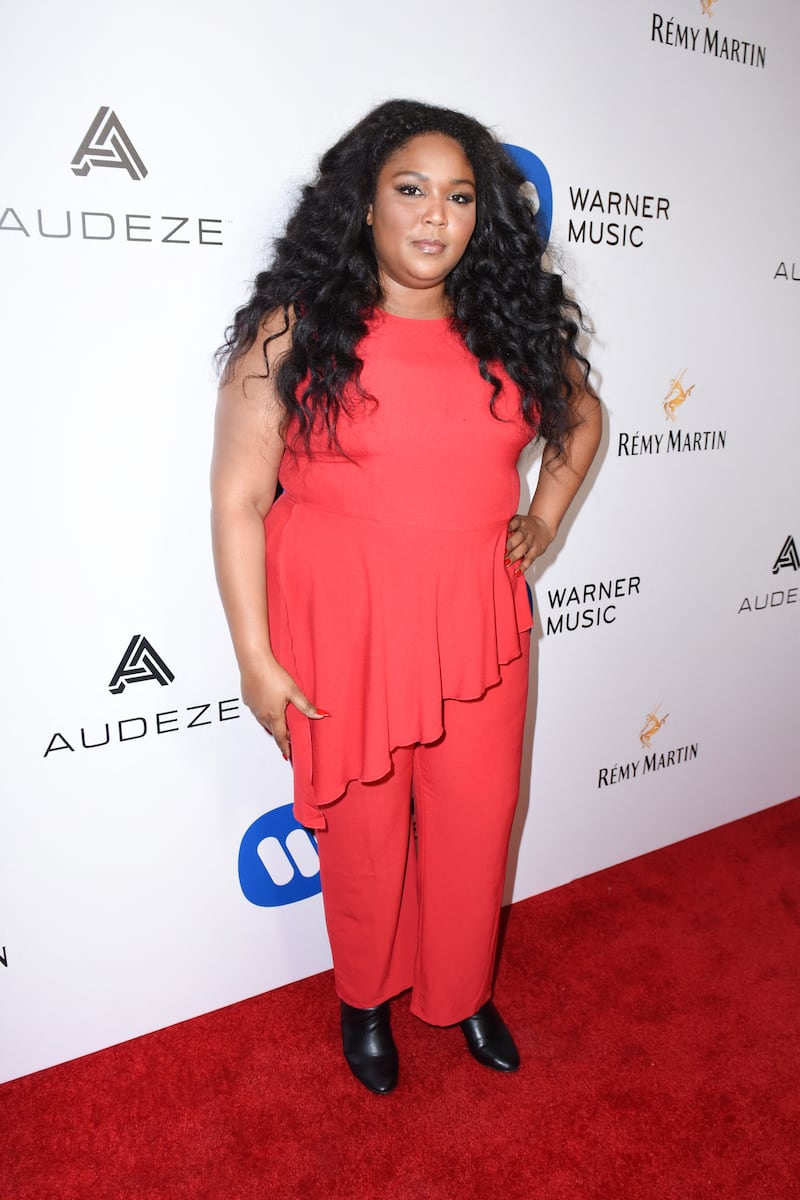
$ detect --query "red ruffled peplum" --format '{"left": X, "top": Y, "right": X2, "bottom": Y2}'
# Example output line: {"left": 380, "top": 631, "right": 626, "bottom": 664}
{"left": 265, "top": 311, "right": 535, "bottom": 829}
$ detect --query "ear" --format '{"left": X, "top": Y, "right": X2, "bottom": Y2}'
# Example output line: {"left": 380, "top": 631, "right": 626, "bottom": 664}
{"left": 366, "top": 204, "right": 373, "bottom": 227}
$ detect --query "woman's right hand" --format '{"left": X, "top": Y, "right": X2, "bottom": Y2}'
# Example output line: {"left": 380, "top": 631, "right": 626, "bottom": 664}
{"left": 240, "top": 658, "right": 329, "bottom": 760}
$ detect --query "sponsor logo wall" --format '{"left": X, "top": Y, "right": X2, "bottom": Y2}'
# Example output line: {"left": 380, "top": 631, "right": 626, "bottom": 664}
{"left": 502, "top": 145, "right": 553, "bottom": 242}
{"left": 71, "top": 107, "right": 149, "bottom": 180}
{"left": 650, "top": 10, "right": 767, "bottom": 68}
{"left": 567, "top": 186, "right": 671, "bottom": 250}
{"left": 1, "top": 105, "right": 224, "bottom": 246}
{"left": 2, "top": 0, "right": 798, "bottom": 1083}
{"left": 738, "top": 538, "right": 799, "bottom": 616}
{"left": 41, "top": 636, "right": 240, "bottom": 757}
{"left": 597, "top": 707, "right": 700, "bottom": 791}
{"left": 616, "top": 370, "right": 727, "bottom": 459}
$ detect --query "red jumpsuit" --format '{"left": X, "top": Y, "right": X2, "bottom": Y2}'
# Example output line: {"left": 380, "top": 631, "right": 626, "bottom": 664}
{"left": 264, "top": 311, "right": 534, "bottom": 1025}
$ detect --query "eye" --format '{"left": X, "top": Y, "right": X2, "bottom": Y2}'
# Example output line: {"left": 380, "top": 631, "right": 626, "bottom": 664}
{"left": 450, "top": 192, "right": 475, "bottom": 205}
{"left": 396, "top": 183, "right": 424, "bottom": 196}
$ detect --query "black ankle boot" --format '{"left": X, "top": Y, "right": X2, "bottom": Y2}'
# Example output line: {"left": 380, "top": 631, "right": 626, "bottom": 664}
{"left": 459, "top": 1000, "right": 520, "bottom": 1072}
{"left": 340, "top": 1001, "right": 398, "bottom": 1094}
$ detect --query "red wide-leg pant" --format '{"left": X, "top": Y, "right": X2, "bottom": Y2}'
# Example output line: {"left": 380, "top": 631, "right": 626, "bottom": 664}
{"left": 315, "top": 635, "right": 529, "bottom": 1027}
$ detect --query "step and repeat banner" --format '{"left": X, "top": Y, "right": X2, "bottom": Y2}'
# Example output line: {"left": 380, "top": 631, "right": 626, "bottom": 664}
{"left": 2, "top": 0, "right": 798, "bottom": 1082}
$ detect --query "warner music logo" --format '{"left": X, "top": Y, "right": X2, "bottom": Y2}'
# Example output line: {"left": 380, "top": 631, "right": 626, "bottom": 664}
{"left": 738, "top": 537, "right": 799, "bottom": 616}
{"left": 650, "top": 12, "right": 766, "bottom": 69}
{"left": 238, "top": 804, "right": 322, "bottom": 907}
{"left": 544, "top": 574, "right": 641, "bottom": 636}
{"left": 42, "top": 634, "right": 240, "bottom": 757}
{"left": 71, "top": 107, "right": 147, "bottom": 181}
{"left": 597, "top": 708, "right": 699, "bottom": 789}
{"left": 617, "top": 369, "right": 727, "bottom": 458}
{"left": 1, "top": 107, "right": 225, "bottom": 249}
{"left": 568, "top": 186, "right": 670, "bottom": 250}
{"left": 503, "top": 144, "right": 553, "bottom": 243}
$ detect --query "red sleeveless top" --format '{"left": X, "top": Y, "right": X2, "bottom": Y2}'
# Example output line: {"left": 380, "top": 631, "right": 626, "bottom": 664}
{"left": 264, "top": 310, "right": 535, "bottom": 829}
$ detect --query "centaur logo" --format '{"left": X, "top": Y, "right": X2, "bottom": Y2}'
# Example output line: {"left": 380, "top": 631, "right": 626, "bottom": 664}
{"left": 597, "top": 705, "right": 699, "bottom": 788}
{"left": 617, "top": 366, "right": 727, "bottom": 457}
{"left": 700, "top": 0, "right": 718, "bottom": 17}
{"left": 109, "top": 635, "right": 175, "bottom": 694}
{"left": 71, "top": 107, "right": 147, "bottom": 180}
{"left": 238, "top": 804, "right": 322, "bottom": 907}
{"left": 639, "top": 705, "right": 668, "bottom": 749}
{"left": 772, "top": 536, "right": 799, "bottom": 575}
{"left": 663, "top": 369, "right": 695, "bottom": 420}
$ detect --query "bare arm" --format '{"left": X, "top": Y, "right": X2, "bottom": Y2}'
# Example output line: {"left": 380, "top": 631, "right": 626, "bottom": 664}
{"left": 210, "top": 317, "right": 326, "bottom": 758}
{"left": 506, "top": 376, "right": 603, "bottom": 571}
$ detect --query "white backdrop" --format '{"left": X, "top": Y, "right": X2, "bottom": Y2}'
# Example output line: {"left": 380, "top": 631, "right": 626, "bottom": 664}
{"left": 2, "top": 0, "right": 798, "bottom": 1083}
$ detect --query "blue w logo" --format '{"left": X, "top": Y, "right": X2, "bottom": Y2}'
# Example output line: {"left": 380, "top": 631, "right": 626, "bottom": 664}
{"left": 238, "top": 804, "right": 322, "bottom": 907}
{"left": 502, "top": 145, "right": 553, "bottom": 243}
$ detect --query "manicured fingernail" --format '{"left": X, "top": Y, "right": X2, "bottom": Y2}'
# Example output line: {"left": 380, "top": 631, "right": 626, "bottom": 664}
{"left": 315, "top": 708, "right": 332, "bottom": 717}
{"left": 282, "top": 753, "right": 290, "bottom": 760}
{"left": 504, "top": 558, "right": 511, "bottom": 566}
{"left": 514, "top": 568, "right": 522, "bottom": 577}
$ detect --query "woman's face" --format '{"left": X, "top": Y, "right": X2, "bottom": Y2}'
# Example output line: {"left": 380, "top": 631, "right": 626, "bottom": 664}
{"left": 366, "top": 133, "right": 477, "bottom": 301}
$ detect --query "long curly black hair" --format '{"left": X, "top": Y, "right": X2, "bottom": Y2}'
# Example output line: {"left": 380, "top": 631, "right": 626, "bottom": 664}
{"left": 220, "top": 98, "right": 593, "bottom": 457}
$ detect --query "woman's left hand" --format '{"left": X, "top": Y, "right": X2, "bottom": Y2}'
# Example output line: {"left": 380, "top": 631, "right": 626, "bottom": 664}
{"left": 506, "top": 514, "right": 555, "bottom": 575}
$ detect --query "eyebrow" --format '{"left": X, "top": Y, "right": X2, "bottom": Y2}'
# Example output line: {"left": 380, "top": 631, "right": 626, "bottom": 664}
{"left": 391, "top": 169, "right": 476, "bottom": 187}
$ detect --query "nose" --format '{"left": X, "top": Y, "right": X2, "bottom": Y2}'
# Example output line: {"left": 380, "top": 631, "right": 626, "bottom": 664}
{"left": 424, "top": 193, "right": 447, "bottom": 227}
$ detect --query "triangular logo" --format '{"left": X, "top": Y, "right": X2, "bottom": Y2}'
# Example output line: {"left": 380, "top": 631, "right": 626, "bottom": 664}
{"left": 109, "top": 635, "right": 174, "bottom": 694}
{"left": 772, "top": 536, "right": 799, "bottom": 575}
{"left": 71, "top": 107, "right": 148, "bottom": 181}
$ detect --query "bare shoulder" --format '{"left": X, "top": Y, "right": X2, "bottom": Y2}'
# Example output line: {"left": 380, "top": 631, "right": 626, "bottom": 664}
{"left": 216, "top": 311, "right": 297, "bottom": 457}
{"left": 213, "top": 309, "right": 296, "bottom": 495}
{"left": 220, "top": 308, "right": 294, "bottom": 407}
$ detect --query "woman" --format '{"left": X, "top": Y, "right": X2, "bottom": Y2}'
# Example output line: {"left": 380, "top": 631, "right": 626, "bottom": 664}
{"left": 211, "top": 99, "right": 602, "bottom": 1095}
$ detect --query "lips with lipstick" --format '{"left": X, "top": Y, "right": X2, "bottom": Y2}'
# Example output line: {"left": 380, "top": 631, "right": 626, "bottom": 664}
{"left": 412, "top": 238, "right": 447, "bottom": 254}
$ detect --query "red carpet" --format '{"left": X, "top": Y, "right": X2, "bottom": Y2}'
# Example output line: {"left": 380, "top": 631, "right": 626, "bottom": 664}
{"left": 4, "top": 798, "right": 800, "bottom": 1200}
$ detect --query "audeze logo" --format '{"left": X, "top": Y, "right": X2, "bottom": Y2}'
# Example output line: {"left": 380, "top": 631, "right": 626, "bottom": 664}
{"left": 772, "top": 536, "right": 799, "bottom": 574}
{"left": 238, "top": 804, "right": 322, "bottom": 907}
{"left": 71, "top": 107, "right": 147, "bottom": 181}
{"left": 109, "top": 635, "right": 174, "bottom": 694}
